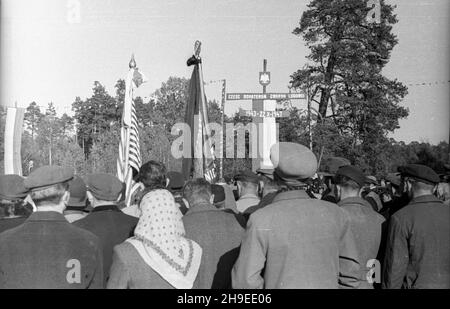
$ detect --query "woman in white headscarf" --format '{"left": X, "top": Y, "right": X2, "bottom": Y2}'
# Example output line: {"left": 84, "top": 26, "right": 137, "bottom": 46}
{"left": 107, "top": 161, "right": 202, "bottom": 289}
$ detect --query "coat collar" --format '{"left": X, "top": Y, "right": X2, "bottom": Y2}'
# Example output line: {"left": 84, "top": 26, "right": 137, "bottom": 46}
{"left": 91, "top": 205, "right": 120, "bottom": 213}
{"left": 272, "top": 190, "right": 311, "bottom": 203}
{"left": 26, "top": 211, "right": 67, "bottom": 222}
{"left": 185, "top": 202, "right": 218, "bottom": 215}
{"left": 409, "top": 194, "right": 443, "bottom": 205}
{"left": 338, "top": 196, "right": 373, "bottom": 209}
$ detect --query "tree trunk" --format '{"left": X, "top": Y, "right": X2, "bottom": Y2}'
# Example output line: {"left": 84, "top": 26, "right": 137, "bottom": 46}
{"left": 318, "top": 51, "right": 336, "bottom": 118}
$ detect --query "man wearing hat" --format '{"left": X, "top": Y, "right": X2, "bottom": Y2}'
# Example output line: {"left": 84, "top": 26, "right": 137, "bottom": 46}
{"left": 234, "top": 170, "right": 260, "bottom": 213}
{"left": 0, "top": 175, "right": 33, "bottom": 233}
{"left": 319, "top": 156, "right": 351, "bottom": 203}
{"left": 74, "top": 173, "right": 138, "bottom": 286}
{"left": 182, "top": 178, "right": 245, "bottom": 288}
{"left": 167, "top": 171, "right": 188, "bottom": 215}
{"left": 243, "top": 170, "right": 281, "bottom": 221}
{"left": 380, "top": 173, "right": 409, "bottom": 218}
{"left": 363, "top": 176, "right": 383, "bottom": 213}
{"left": 232, "top": 142, "right": 360, "bottom": 289}
{"left": 334, "top": 166, "right": 385, "bottom": 289}
{"left": 63, "top": 176, "right": 89, "bottom": 223}
{"left": 382, "top": 164, "right": 450, "bottom": 289}
{"left": 0, "top": 166, "right": 103, "bottom": 288}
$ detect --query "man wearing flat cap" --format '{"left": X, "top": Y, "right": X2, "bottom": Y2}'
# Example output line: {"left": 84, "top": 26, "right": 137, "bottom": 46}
{"left": 382, "top": 164, "right": 450, "bottom": 289}
{"left": 234, "top": 170, "right": 261, "bottom": 213}
{"left": 232, "top": 142, "right": 361, "bottom": 289}
{"left": 0, "top": 175, "right": 33, "bottom": 233}
{"left": 319, "top": 156, "right": 351, "bottom": 204}
{"left": 334, "top": 165, "right": 385, "bottom": 289}
{"left": 74, "top": 173, "right": 138, "bottom": 286}
{"left": 63, "top": 176, "right": 89, "bottom": 223}
{"left": 167, "top": 171, "right": 188, "bottom": 215}
{"left": 0, "top": 166, "right": 103, "bottom": 289}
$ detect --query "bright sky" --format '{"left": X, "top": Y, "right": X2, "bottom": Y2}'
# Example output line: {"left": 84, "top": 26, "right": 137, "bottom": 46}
{"left": 1, "top": 0, "right": 449, "bottom": 144}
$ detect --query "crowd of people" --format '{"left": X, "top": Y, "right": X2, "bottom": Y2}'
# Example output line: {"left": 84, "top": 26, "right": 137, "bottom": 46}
{"left": 0, "top": 141, "right": 449, "bottom": 289}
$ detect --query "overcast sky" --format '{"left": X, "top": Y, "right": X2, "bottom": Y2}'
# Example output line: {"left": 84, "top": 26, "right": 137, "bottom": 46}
{"left": 1, "top": 0, "right": 449, "bottom": 144}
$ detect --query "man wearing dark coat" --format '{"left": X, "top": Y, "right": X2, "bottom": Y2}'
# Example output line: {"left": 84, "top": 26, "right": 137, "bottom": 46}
{"left": 182, "top": 178, "right": 245, "bottom": 289}
{"left": 0, "top": 174, "right": 33, "bottom": 233}
{"left": 74, "top": 173, "right": 138, "bottom": 286}
{"left": 335, "top": 165, "right": 385, "bottom": 289}
{"left": 0, "top": 166, "right": 103, "bottom": 289}
{"left": 382, "top": 164, "right": 450, "bottom": 289}
{"left": 232, "top": 142, "right": 361, "bottom": 289}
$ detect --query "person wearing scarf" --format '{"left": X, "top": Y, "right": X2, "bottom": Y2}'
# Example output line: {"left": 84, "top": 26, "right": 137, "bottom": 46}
{"left": 107, "top": 187, "right": 202, "bottom": 289}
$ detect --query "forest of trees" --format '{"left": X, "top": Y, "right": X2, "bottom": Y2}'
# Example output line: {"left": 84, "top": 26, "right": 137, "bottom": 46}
{"left": 0, "top": 75, "right": 448, "bottom": 179}
{"left": 0, "top": 0, "right": 448, "bottom": 179}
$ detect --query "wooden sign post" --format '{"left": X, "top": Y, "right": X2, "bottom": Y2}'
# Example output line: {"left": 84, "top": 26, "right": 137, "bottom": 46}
{"left": 227, "top": 60, "right": 306, "bottom": 171}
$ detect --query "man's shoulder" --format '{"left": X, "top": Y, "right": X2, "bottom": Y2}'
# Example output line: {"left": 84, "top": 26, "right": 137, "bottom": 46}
{"left": 75, "top": 209, "right": 137, "bottom": 226}
{"left": 250, "top": 195, "right": 346, "bottom": 227}
{"left": 0, "top": 218, "right": 100, "bottom": 248}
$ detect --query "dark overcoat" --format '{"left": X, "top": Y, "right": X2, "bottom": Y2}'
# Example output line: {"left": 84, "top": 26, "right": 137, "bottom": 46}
{"left": 182, "top": 202, "right": 245, "bottom": 289}
{"left": 232, "top": 190, "right": 361, "bottom": 289}
{"left": 74, "top": 205, "right": 138, "bottom": 285}
{"left": 338, "top": 197, "right": 385, "bottom": 288}
{"left": 382, "top": 195, "right": 450, "bottom": 289}
{"left": 0, "top": 211, "right": 103, "bottom": 289}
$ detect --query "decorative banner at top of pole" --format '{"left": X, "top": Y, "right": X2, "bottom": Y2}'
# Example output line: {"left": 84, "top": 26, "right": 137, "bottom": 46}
{"left": 129, "top": 53, "right": 136, "bottom": 69}
{"left": 194, "top": 40, "right": 202, "bottom": 58}
{"left": 187, "top": 41, "right": 202, "bottom": 66}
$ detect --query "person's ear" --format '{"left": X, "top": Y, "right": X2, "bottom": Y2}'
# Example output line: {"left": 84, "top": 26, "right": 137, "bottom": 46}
{"left": 334, "top": 184, "right": 341, "bottom": 200}
{"left": 210, "top": 194, "right": 215, "bottom": 204}
{"left": 357, "top": 187, "right": 363, "bottom": 198}
{"left": 62, "top": 191, "right": 70, "bottom": 205}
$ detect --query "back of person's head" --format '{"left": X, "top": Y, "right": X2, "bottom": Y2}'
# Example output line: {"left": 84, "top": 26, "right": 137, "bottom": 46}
{"left": 24, "top": 165, "right": 74, "bottom": 209}
{"left": 334, "top": 175, "right": 361, "bottom": 191}
{"left": 30, "top": 182, "right": 70, "bottom": 207}
{"left": 138, "top": 161, "right": 167, "bottom": 190}
{"left": 334, "top": 165, "right": 366, "bottom": 199}
{"left": 67, "top": 175, "right": 87, "bottom": 208}
{"left": 166, "top": 171, "right": 185, "bottom": 192}
{"left": 183, "top": 178, "right": 212, "bottom": 206}
{"left": 211, "top": 184, "right": 225, "bottom": 208}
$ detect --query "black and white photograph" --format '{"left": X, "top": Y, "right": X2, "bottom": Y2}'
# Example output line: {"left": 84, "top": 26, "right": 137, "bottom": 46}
{"left": 0, "top": 0, "right": 449, "bottom": 293}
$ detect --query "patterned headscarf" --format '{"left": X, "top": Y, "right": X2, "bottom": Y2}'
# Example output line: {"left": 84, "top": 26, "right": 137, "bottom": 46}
{"left": 126, "top": 189, "right": 202, "bottom": 289}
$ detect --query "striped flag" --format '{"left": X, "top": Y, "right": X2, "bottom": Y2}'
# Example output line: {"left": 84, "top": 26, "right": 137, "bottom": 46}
{"left": 182, "top": 42, "right": 217, "bottom": 182}
{"left": 117, "top": 56, "right": 147, "bottom": 207}
{"left": 4, "top": 107, "right": 25, "bottom": 175}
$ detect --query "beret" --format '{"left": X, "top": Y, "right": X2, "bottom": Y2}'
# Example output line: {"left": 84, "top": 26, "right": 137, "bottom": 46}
{"left": 167, "top": 171, "right": 185, "bottom": 190}
{"left": 67, "top": 176, "right": 87, "bottom": 208}
{"left": 211, "top": 184, "right": 225, "bottom": 203}
{"left": 270, "top": 142, "right": 317, "bottom": 180}
{"left": 398, "top": 164, "right": 440, "bottom": 185}
{"left": 0, "top": 175, "right": 29, "bottom": 200}
{"left": 24, "top": 166, "right": 74, "bottom": 191}
{"left": 234, "top": 170, "right": 259, "bottom": 184}
{"left": 335, "top": 165, "right": 366, "bottom": 187}
{"left": 318, "top": 157, "right": 351, "bottom": 176}
{"left": 86, "top": 173, "right": 124, "bottom": 201}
